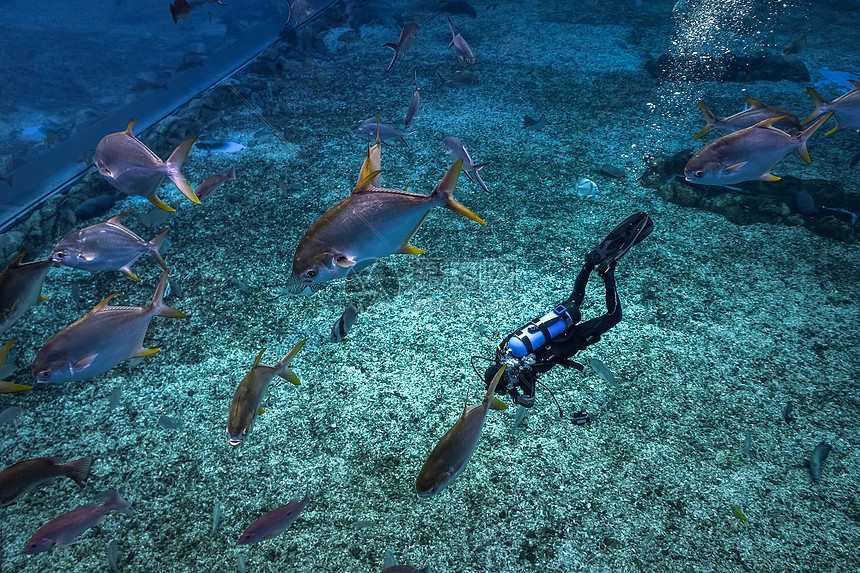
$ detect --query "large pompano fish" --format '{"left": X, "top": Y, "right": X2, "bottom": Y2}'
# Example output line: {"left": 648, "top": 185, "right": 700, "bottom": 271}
{"left": 684, "top": 112, "right": 832, "bottom": 186}
{"left": 803, "top": 80, "right": 860, "bottom": 134}
{"left": 31, "top": 271, "right": 185, "bottom": 384}
{"left": 226, "top": 341, "right": 305, "bottom": 446}
{"left": 94, "top": 120, "right": 200, "bottom": 212}
{"left": 51, "top": 210, "right": 169, "bottom": 281}
{"left": 0, "top": 253, "right": 52, "bottom": 336}
{"left": 415, "top": 366, "right": 508, "bottom": 499}
{"left": 694, "top": 98, "right": 801, "bottom": 139}
{"left": 286, "top": 132, "right": 485, "bottom": 295}
{"left": 443, "top": 136, "right": 489, "bottom": 193}
{"left": 383, "top": 22, "right": 419, "bottom": 71}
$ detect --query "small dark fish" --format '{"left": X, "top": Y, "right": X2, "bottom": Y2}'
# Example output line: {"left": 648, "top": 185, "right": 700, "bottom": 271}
{"left": 212, "top": 499, "right": 223, "bottom": 535}
{"left": 742, "top": 432, "right": 752, "bottom": 458}
{"left": 24, "top": 490, "right": 132, "bottom": 554}
{"left": 405, "top": 69, "right": 420, "bottom": 127}
{"left": 171, "top": 0, "right": 193, "bottom": 23}
{"left": 809, "top": 441, "right": 831, "bottom": 484}
{"left": 782, "top": 35, "right": 806, "bottom": 55}
{"left": 167, "top": 275, "right": 184, "bottom": 299}
{"left": 0, "top": 252, "right": 53, "bottom": 336}
{"left": 850, "top": 151, "right": 860, "bottom": 167}
{"left": 0, "top": 406, "right": 22, "bottom": 426}
{"left": 331, "top": 303, "right": 359, "bottom": 342}
{"left": 196, "top": 167, "right": 237, "bottom": 199}
{"left": 74, "top": 192, "right": 125, "bottom": 221}
{"left": 233, "top": 278, "right": 250, "bottom": 293}
{"left": 108, "top": 386, "right": 122, "bottom": 410}
{"left": 134, "top": 207, "right": 174, "bottom": 230}
{"left": 238, "top": 486, "right": 311, "bottom": 544}
{"left": 195, "top": 140, "right": 246, "bottom": 153}
{"left": 523, "top": 114, "right": 547, "bottom": 131}
{"left": 158, "top": 415, "right": 182, "bottom": 430}
{"left": 782, "top": 401, "right": 794, "bottom": 423}
{"left": 436, "top": 71, "right": 478, "bottom": 89}
{"left": 383, "top": 22, "right": 419, "bottom": 71}
{"left": 108, "top": 538, "right": 118, "bottom": 572}
{"left": 0, "top": 457, "right": 90, "bottom": 508}
{"left": 447, "top": 17, "right": 475, "bottom": 64}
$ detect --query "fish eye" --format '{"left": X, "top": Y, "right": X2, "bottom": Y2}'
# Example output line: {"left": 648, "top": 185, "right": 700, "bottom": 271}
{"left": 694, "top": 171, "right": 704, "bottom": 178}
{"left": 38, "top": 370, "right": 51, "bottom": 379}
{"left": 55, "top": 251, "right": 66, "bottom": 259}
{"left": 305, "top": 269, "right": 316, "bottom": 278}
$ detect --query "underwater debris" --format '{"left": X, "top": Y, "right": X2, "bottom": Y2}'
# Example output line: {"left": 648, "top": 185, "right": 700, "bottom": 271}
{"left": 731, "top": 505, "right": 747, "bottom": 523}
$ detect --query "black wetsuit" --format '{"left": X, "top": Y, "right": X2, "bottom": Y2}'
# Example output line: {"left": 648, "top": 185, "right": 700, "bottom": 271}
{"left": 484, "top": 262, "right": 621, "bottom": 406}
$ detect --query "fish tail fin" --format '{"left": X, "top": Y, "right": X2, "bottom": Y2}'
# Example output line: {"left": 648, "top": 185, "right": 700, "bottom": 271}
{"left": 802, "top": 87, "right": 829, "bottom": 125}
{"left": 436, "top": 72, "right": 446, "bottom": 89}
{"left": 383, "top": 43, "right": 398, "bottom": 71}
{"left": 66, "top": 455, "right": 93, "bottom": 488}
{"left": 0, "top": 381, "right": 32, "bottom": 393}
{"left": 107, "top": 490, "right": 134, "bottom": 516}
{"left": 694, "top": 100, "right": 717, "bottom": 139}
{"left": 484, "top": 365, "right": 507, "bottom": 404}
{"left": 432, "top": 160, "right": 486, "bottom": 225}
{"left": 148, "top": 227, "right": 170, "bottom": 272}
{"left": 0, "top": 338, "right": 13, "bottom": 369}
{"left": 150, "top": 271, "right": 186, "bottom": 319}
{"left": 274, "top": 339, "right": 306, "bottom": 385}
{"left": 166, "top": 137, "right": 201, "bottom": 205}
{"left": 474, "top": 170, "right": 490, "bottom": 194}
{"left": 225, "top": 167, "right": 237, "bottom": 181}
{"left": 796, "top": 112, "right": 833, "bottom": 163}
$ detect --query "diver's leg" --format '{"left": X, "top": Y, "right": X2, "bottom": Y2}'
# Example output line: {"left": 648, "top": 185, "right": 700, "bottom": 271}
{"left": 576, "top": 266, "right": 622, "bottom": 345}
{"left": 559, "top": 264, "right": 593, "bottom": 316}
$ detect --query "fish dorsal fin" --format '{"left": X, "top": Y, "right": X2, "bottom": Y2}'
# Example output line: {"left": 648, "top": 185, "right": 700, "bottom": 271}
{"left": 353, "top": 170, "right": 382, "bottom": 193}
{"left": 124, "top": 120, "right": 137, "bottom": 135}
{"left": 754, "top": 115, "right": 791, "bottom": 130}
{"left": 0, "top": 339, "right": 13, "bottom": 368}
{"left": 743, "top": 97, "right": 764, "bottom": 107}
{"left": 92, "top": 291, "right": 122, "bottom": 312}
{"left": 106, "top": 209, "right": 135, "bottom": 227}
{"left": 8, "top": 251, "right": 27, "bottom": 268}
{"left": 252, "top": 348, "right": 267, "bottom": 368}
{"left": 849, "top": 79, "right": 860, "bottom": 90}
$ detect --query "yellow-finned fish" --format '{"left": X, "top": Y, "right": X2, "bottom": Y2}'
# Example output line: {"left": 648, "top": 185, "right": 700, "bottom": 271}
{"left": 803, "top": 80, "right": 860, "bottom": 134}
{"left": 94, "top": 120, "right": 199, "bottom": 212}
{"left": 226, "top": 341, "right": 305, "bottom": 446}
{"left": 684, "top": 112, "right": 832, "bottom": 186}
{"left": 31, "top": 271, "right": 185, "bottom": 384}
{"left": 694, "top": 98, "right": 801, "bottom": 139}
{"left": 285, "top": 128, "right": 485, "bottom": 296}
{"left": 415, "top": 366, "right": 508, "bottom": 498}
{"left": 0, "top": 253, "right": 52, "bottom": 337}
{"left": 0, "top": 339, "right": 32, "bottom": 393}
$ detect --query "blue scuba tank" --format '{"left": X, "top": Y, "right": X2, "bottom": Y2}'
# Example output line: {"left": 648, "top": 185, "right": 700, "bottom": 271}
{"left": 507, "top": 305, "right": 575, "bottom": 357}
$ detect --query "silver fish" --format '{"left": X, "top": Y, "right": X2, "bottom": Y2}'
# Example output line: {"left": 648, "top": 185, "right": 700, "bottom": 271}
{"left": 684, "top": 113, "right": 832, "bottom": 186}
{"left": 0, "top": 456, "right": 91, "bottom": 508}
{"left": 226, "top": 340, "right": 305, "bottom": 446}
{"left": 803, "top": 80, "right": 860, "bottom": 134}
{"left": 330, "top": 303, "right": 359, "bottom": 342}
{"left": 196, "top": 167, "right": 237, "bottom": 199}
{"left": 108, "top": 386, "right": 122, "bottom": 410}
{"left": 52, "top": 210, "right": 169, "bottom": 281}
{"left": 415, "top": 366, "right": 508, "bottom": 498}
{"left": 31, "top": 271, "right": 185, "bottom": 384}
{"left": 94, "top": 119, "right": 199, "bottom": 212}
{"left": 695, "top": 98, "right": 801, "bottom": 139}
{"left": 0, "top": 406, "right": 21, "bottom": 425}
{"left": 447, "top": 17, "right": 475, "bottom": 64}
{"left": 24, "top": 490, "right": 132, "bottom": 554}
{"left": 405, "top": 71, "right": 421, "bottom": 128}
{"left": 586, "top": 356, "right": 618, "bottom": 389}
{"left": 238, "top": 486, "right": 311, "bottom": 544}
{"left": 357, "top": 119, "right": 414, "bottom": 146}
{"left": 211, "top": 499, "right": 223, "bottom": 535}
{"left": 384, "top": 22, "right": 419, "bottom": 71}
{"left": 157, "top": 414, "right": 182, "bottom": 430}
{"left": 108, "top": 538, "right": 118, "bottom": 572}
{"left": 436, "top": 71, "right": 478, "bottom": 89}
{"left": 0, "top": 253, "right": 52, "bottom": 336}
{"left": 287, "top": 132, "right": 485, "bottom": 295}
{"left": 443, "top": 136, "right": 489, "bottom": 193}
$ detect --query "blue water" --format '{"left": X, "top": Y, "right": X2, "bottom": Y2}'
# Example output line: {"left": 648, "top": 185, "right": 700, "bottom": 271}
{"left": 1, "top": 1, "right": 858, "bottom": 572}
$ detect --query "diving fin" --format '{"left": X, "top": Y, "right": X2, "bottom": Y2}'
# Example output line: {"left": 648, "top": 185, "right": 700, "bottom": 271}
{"left": 585, "top": 211, "right": 654, "bottom": 271}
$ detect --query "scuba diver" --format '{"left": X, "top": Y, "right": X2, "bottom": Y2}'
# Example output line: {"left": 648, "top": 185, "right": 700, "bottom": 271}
{"left": 482, "top": 211, "right": 654, "bottom": 419}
